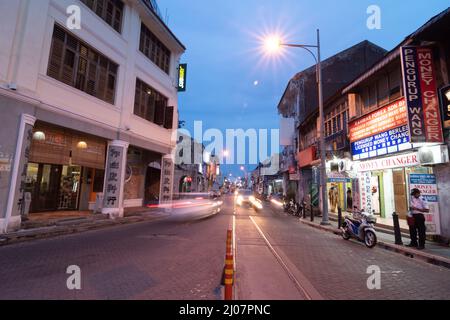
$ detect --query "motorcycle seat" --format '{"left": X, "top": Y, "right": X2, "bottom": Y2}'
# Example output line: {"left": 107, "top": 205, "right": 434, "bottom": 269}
{"left": 348, "top": 218, "right": 362, "bottom": 225}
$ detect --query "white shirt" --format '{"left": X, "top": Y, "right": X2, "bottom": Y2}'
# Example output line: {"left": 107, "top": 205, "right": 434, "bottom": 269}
{"left": 410, "top": 196, "right": 429, "bottom": 215}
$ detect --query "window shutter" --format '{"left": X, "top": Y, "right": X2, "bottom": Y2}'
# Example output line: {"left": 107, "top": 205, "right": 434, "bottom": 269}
{"left": 164, "top": 106, "right": 174, "bottom": 129}
{"left": 86, "top": 61, "right": 98, "bottom": 95}
{"left": 154, "top": 100, "right": 165, "bottom": 126}
{"left": 47, "top": 34, "right": 64, "bottom": 79}
{"left": 61, "top": 49, "right": 76, "bottom": 85}
{"left": 146, "top": 93, "right": 155, "bottom": 122}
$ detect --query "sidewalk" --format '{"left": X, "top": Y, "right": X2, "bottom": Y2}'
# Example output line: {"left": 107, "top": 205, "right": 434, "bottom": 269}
{"left": 270, "top": 203, "right": 450, "bottom": 269}
{"left": 0, "top": 207, "right": 167, "bottom": 246}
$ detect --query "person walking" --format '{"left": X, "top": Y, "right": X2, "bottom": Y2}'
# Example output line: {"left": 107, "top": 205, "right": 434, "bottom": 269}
{"left": 407, "top": 188, "right": 430, "bottom": 250}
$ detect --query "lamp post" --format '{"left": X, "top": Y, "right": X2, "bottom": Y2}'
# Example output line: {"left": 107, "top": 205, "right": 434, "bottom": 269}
{"left": 264, "top": 29, "right": 329, "bottom": 225}
{"left": 240, "top": 166, "right": 249, "bottom": 188}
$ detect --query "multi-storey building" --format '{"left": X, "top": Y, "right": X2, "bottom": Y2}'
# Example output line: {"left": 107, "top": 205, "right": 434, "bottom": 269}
{"left": 344, "top": 8, "right": 450, "bottom": 240}
{"left": 0, "top": 0, "right": 185, "bottom": 232}
{"left": 173, "top": 133, "right": 207, "bottom": 196}
{"left": 277, "top": 41, "right": 386, "bottom": 213}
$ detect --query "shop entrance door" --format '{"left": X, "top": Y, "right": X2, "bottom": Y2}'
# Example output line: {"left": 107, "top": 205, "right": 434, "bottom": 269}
{"left": 393, "top": 169, "right": 408, "bottom": 219}
{"left": 28, "top": 164, "right": 81, "bottom": 213}
{"left": 145, "top": 167, "right": 161, "bottom": 205}
{"left": 31, "top": 164, "right": 62, "bottom": 212}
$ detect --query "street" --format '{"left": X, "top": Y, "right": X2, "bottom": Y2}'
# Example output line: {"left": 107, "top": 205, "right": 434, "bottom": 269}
{"left": 1, "top": 195, "right": 450, "bottom": 300}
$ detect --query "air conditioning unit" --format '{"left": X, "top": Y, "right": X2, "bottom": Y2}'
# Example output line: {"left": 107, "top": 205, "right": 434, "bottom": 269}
{"left": 418, "top": 145, "right": 449, "bottom": 165}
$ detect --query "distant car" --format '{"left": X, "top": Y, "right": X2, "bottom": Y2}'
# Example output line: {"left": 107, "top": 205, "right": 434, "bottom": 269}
{"left": 235, "top": 189, "right": 263, "bottom": 210}
{"left": 210, "top": 189, "right": 221, "bottom": 198}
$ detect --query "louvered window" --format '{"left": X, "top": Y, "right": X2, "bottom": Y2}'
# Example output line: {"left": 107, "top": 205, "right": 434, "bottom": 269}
{"left": 134, "top": 78, "right": 173, "bottom": 129}
{"left": 139, "top": 23, "right": 171, "bottom": 74}
{"left": 80, "top": 0, "right": 123, "bottom": 33}
{"left": 47, "top": 24, "right": 118, "bottom": 104}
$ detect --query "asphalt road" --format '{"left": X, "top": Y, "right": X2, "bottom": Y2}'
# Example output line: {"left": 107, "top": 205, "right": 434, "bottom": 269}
{"left": 234, "top": 197, "right": 450, "bottom": 300}
{"left": 0, "top": 206, "right": 231, "bottom": 299}
{"left": 1, "top": 194, "right": 450, "bottom": 300}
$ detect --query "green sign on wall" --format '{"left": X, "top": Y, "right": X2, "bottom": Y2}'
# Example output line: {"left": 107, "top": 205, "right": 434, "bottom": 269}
{"left": 178, "top": 64, "right": 187, "bottom": 92}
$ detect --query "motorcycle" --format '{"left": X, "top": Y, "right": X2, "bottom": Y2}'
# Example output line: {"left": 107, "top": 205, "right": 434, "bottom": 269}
{"left": 341, "top": 208, "right": 378, "bottom": 248}
{"left": 288, "top": 200, "right": 297, "bottom": 216}
{"left": 283, "top": 198, "right": 292, "bottom": 213}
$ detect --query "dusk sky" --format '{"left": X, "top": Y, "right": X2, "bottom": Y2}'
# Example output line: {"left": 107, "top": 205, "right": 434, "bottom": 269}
{"left": 159, "top": 0, "right": 450, "bottom": 178}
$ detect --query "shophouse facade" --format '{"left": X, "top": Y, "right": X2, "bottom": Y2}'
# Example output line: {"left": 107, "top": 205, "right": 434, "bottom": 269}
{"left": 277, "top": 40, "right": 386, "bottom": 214}
{"left": 343, "top": 8, "right": 450, "bottom": 240}
{"left": 173, "top": 133, "right": 207, "bottom": 196}
{"left": 0, "top": 0, "right": 185, "bottom": 232}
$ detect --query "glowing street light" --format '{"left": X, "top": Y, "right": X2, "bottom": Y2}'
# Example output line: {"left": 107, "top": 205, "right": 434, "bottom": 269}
{"left": 264, "top": 35, "right": 282, "bottom": 54}
{"left": 262, "top": 29, "right": 330, "bottom": 226}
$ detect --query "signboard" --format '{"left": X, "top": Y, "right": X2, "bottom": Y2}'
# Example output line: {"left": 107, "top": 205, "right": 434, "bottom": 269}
{"left": 439, "top": 85, "right": 450, "bottom": 129}
{"left": 351, "top": 124, "right": 412, "bottom": 160}
{"left": 298, "top": 146, "right": 317, "bottom": 168}
{"left": 360, "top": 172, "right": 372, "bottom": 214}
{"left": 409, "top": 174, "right": 441, "bottom": 235}
{"left": 401, "top": 46, "right": 444, "bottom": 143}
{"left": 160, "top": 155, "right": 174, "bottom": 203}
{"left": 352, "top": 178, "right": 360, "bottom": 211}
{"left": 177, "top": 64, "right": 187, "bottom": 92}
{"left": 103, "top": 146, "right": 124, "bottom": 209}
{"left": 349, "top": 99, "right": 411, "bottom": 160}
{"left": 349, "top": 99, "right": 407, "bottom": 143}
{"left": 356, "top": 152, "right": 420, "bottom": 172}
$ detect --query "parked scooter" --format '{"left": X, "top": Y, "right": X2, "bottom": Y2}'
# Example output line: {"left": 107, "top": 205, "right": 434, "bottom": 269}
{"left": 341, "top": 208, "right": 378, "bottom": 248}
{"left": 288, "top": 200, "right": 298, "bottom": 216}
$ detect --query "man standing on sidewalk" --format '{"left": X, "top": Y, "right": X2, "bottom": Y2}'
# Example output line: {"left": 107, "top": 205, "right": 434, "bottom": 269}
{"left": 408, "top": 188, "right": 430, "bottom": 250}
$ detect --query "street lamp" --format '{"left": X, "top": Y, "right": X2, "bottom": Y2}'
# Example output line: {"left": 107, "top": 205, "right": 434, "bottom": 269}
{"left": 240, "top": 166, "right": 248, "bottom": 188}
{"left": 264, "top": 29, "right": 329, "bottom": 225}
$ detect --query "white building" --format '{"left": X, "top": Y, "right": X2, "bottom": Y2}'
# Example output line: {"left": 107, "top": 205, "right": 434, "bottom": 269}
{"left": 0, "top": 0, "right": 185, "bottom": 232}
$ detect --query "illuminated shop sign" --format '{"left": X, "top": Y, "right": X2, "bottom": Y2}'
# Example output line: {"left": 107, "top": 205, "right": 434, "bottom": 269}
{"left": 400, "top": 46, "right": 444, "bottom": 143}
{"left": 349, "top": 99, "right": 411, "bottom": 160}
{"left": 349, "top": 99, "right": 407, "bottom": 143}
{"left": 351, "top": 124, "right": 412, "bottom": 160}
{"left": 178, "top": 63, "right": 187, "bottom": 92}
{"left": 356, "top": 152, "right": 420, "bottom": 172}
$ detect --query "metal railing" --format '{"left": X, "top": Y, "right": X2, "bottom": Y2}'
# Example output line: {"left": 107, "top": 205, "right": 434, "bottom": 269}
{"left": 140, "top": 0, "right": 163, "bottom": 19}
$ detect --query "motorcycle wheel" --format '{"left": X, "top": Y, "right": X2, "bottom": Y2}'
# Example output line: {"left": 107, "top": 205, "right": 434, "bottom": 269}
{"left": 342, "top": 228, "right": 351, "bottom": 240}
{"left": 364, "top": 230, "right": 377, "bottom": 248}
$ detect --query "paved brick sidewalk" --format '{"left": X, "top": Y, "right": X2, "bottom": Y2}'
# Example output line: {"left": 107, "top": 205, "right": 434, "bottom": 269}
{"left": 253, "top": 205, "right": 450, "bottom": 300}
{"left": 269, "top": 203, "right": 450, "bottom": 269}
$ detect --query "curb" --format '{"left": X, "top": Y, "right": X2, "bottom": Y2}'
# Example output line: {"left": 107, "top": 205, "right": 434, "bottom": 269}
{"left": 298, "top": 219, "right": 450, "bottom": 270}
{"left": 0, "top": 213, "right": 166, "bottom": 247}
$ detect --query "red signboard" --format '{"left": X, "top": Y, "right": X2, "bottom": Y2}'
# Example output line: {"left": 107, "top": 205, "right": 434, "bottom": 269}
{"left": 349, "top": 98, "right": 407, "bottom": 143}
{"left": 401, "top": 46, "right": 444, "bottom": 143}
{"left": 417, "top": 48, "right": 444, "bottom": 143}
{"left": 298, "top": 146, "right": 317, "bottom": 168}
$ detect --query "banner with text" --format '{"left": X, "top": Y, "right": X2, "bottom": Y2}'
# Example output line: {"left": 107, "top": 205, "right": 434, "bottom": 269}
{"left": 349, "top": 99, "right": 411, "bottom": 160}
{"left": 409, "top": 174, "right": 441, "bottom": 235}
{"left": 400, "top": 46, "right": 444, "bottom": 144}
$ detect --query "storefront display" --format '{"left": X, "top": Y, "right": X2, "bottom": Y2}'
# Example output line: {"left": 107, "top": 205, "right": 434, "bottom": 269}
{"left": 26, "top": 123, "right": 106, "bottom": 213}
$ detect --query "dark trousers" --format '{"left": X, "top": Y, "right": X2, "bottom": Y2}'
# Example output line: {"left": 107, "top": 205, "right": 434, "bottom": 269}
{"left": 409, "top": 214, "right": 426, "bottom": 247}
